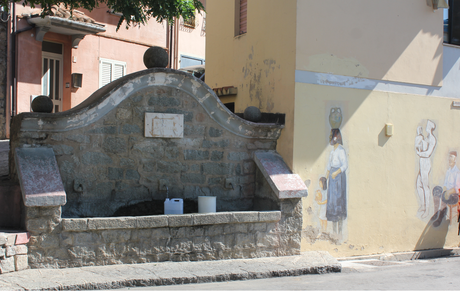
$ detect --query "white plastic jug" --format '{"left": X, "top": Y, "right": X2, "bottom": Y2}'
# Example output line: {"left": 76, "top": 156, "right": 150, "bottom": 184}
{"left": 164, "top": 198, "right": 183, "bottom": 214}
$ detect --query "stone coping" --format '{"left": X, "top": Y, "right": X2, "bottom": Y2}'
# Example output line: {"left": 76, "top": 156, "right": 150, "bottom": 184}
{"left": 62, "top": 211, "right": 281, "bottom": 232}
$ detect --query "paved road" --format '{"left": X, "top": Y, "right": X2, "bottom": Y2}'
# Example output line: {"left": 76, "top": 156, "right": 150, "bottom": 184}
{"left": 118, "top": 256, "right": 460, "bottom": 290}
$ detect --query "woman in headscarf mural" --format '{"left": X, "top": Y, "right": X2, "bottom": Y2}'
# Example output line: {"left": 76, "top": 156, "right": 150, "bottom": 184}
{"left": 326, "top": 108, "right": 348, "bottom": 237}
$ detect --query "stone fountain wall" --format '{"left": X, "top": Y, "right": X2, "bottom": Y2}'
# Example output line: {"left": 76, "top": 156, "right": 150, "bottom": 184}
{"left": 9, "top": 68, "right": 307, "bottom": 268}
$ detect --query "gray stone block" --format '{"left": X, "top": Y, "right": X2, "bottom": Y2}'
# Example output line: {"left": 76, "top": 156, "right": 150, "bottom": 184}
{"left": 122, "top": 124, "right": 141, "bottom": 135}
{"left": 66, "top": 134, "right": 90, "bottom": 143}
{"left": 158, "top": 161, "right": 185, "bottom": 173}
{"left": 102, "top": 137, "right": 127, "bottom": 154}
{"left": 232, "top": 211, "right": 259, "bottom": 223}
{"left": 184, "top": 149, "right": 209, "bottom": 160}
{"left": 137, "top": 216, "right": 168, "bottom": 228}
{"left": 62, "top": 219, "right": 88, "bottom": 231}
{"left": 184, "top": 124, "right": 206, "bottom": 136}
{"left": 151, "top": 228, "right": 171, "bottom": 239}
{"left": 101, "top": 229, "right": 131, "bottom": 243}
{"left": 165, "top": 147, "right": 180, "bottom": 159}
{"left": 82, "top": 152, "right": 113, "bottom": 165}
{"left": 148, "top": 96, "right": 181, "bottom": 107}
{"left": 52, "top": 144, "right": 74, "bottom": 155}
{"left": 40, "top": 206, "right": 62, "bottom": 218}
{"left": 15, "top": 255, "right": 28, "bottom": 271}
{"left": 209, "top": 127, "right": 223, "bottom": 137}
{"left": 125, "top": 169, "right": 140, "bottom": 180}
{"left": 194, "top": 213, "right": 232, "bottom": 226}
{"left": 116, "top": 108, "right": 132, "bottom": 120}
{"left": 202, "top": 139, "right": 229, "bottom": 149}
{"left": 108, "top": 167, "right": 124, "bottom": 180}
{"left": 181, "top": 173, "right": 206, "bottom": 184}
{"left": 87, "top": 217, "right": 137, "bottom": 230}
{"left": 211, "top": 151, "right": 223, "bottom": 161}
{"left": 169, "top": 215, "right": 193, "bottom": 227}
{"left": 202, "top": 163, "right": 233, "bottom": 175}
{"left": 120, "top": 158, "right": 136, "bottom": 168}
{"left": 0, "top": 256, "right": 15, "bottom": 273}
{"left": 228, "top": 152, "right": 250, "bottom": 161}
{"left": 165, "top": 108, "right": 193, "bottom": 122}
{"left": 259, "top": 211, "right": 281, "bottom": 222}
{"left": 87, "top": 126, "right": 117, "bottom": 134}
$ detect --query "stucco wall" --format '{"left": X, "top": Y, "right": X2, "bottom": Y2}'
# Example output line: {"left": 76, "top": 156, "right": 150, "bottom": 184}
{"left": 206, "top": 0, "right": 297, "bottom": 168}
{"left": 296, "top": 0, "right": 444, "bottom": 87}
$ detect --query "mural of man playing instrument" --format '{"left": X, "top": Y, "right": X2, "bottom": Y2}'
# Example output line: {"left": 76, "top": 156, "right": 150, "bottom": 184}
{"left": 432, "top": 151, "right": 460, "bottom": 227}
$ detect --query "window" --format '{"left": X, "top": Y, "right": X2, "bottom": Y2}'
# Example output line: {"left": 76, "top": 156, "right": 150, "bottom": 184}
{"left": 183, "top": 13, "right": 196, "bottom": 28}
{"left": 235, "top": 0, "right": 247, "bottom": 36}
{"left": 445, "top": 0, "right": 460, "bottom": 45}
{"left": 99, "top": 58, "right": 126, "bottom": 88}
{"left": 180, "top": 55, "right": 205, "bottom": 68}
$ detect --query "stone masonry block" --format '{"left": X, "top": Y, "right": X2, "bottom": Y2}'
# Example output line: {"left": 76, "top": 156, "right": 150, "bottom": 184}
{"left": 211, "top": 151, "right": 223, "bottom": 161}
{"left": 136, "top": 216, "right": 168, "bottom": 228}
{"left": 0, "top": 247, "right": 5, "bottom": 257}
{"left": 259, "top": 211, "right": 281, "bottom": 222}
{"left": 227, "top": 152, "right": 250, "bottom": 161}
{"left": 232, "top": 211, "right": 259, "bottom": 223}
{"left": 108, "top": 167, "right": 124, "bottom": 180}
{"left": 102, "top": 137, "right": 127, "bottom": 154}
{"left": 62, "top": 219, "right": 88, "bottom": 231}
{"left": 202, "top": 163, "right": 233, "bottom": 175}
{"left": 40, "top": 206, "right": 61, "bottom": 218}
{"left": 0, "top": 234, "right": 7, "bottom": 245}
{"left": 0, "top": 256, "right": 15, "bottom": 273}
{"left": 194, "top": 213, "right": 232, "bottom": 226}
{"left": 168, "top": 215, "right": 193, "bottom": 227}
{"left": 15, "top": 254, "right": 28, "bottom": 271}
{"left": 184, "top": 149, "right": 209, "bottom": 160}
{"left": 208, "top": 127, "right": 223, "bottom": 137}
{"left": 82, "top": 152, "right": 113, "bottom": 165}
{"left": 181, "top": 173, "right": 206, "bottom": 184}
{"left": 87, "top": 217, "right": 137, "bottom": 230}
{"left": 6, "top": 245, "right": 27, "bottom": 256}
{"left": 87, "top": 126, "right": 117, "bottom": 134}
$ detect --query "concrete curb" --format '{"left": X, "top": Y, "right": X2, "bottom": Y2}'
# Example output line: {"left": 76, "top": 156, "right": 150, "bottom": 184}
{"left": 337, "top": 247, "right": 460, "bottom": 262}
{"left": 0, "top": 251, "right": 340, "bottom": 290}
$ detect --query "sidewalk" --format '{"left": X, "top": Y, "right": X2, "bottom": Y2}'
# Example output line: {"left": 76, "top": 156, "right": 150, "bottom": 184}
{"left": 0, "top": 252, "right": 340, "bottom": 290}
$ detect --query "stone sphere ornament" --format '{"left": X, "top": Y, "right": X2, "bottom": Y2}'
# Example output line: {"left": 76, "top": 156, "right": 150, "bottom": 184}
{"left": 244, "top": 106, "right": 262, "bottom": 122}
{"left": 143, "top": 46, "right": 169, "bottom": 69}
{"left": 31, "top": 95, "right": 53, "bottom": 113}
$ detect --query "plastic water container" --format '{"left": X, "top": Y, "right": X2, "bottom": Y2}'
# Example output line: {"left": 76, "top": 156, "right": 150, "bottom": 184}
{"left": 164, "top": 198, "right": 183, "bottom": 214}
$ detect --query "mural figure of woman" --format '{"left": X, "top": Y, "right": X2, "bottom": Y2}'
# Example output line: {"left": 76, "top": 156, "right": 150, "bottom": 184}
{"left": 326, "top": 128, "right": 348, "bottom": 236}
{"left": 315, "top": 177, "right": 328, "bottom": 236}
{"left": 415, "top": 120, "right": 437, "bottom": 218}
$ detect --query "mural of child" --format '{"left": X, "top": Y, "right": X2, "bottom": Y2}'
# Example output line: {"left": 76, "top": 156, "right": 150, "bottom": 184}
{"left": 315, "top": 177, "right": 328, "bottom": 236}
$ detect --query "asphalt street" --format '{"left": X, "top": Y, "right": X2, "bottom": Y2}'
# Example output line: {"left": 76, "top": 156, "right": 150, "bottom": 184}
{"left": 117, "top": 256, "right": 460, "bottom": 290}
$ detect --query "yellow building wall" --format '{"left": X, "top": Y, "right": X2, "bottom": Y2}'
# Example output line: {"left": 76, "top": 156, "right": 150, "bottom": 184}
{"left": 294, "top": 83, "right": 460, "bottom": 257}
{"left": 296, "top": 0, "right": 444, "bottom": 86}
{"left": 206, "top": 0, "right": 297, "bottom": 166}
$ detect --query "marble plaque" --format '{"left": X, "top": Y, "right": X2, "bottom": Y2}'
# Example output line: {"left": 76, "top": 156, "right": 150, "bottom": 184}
{"left": 145, "top": 113, "right": 184, "bottom": 138}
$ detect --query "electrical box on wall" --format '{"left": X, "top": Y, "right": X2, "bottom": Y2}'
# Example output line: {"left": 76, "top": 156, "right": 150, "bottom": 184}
{"left": 72, "top": 73, "right": 83, "bottom": 88}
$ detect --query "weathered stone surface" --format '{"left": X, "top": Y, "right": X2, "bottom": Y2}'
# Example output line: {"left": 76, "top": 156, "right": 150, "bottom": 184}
{"left": 6, "top": 245, "right": 27, "bottom": 256}
{"left": 259, "top": 211, "right": 281, "bottom": 222}
{"left": 184, "top": 149, "right": 209, "bottom": 160}
{"left": 202, "top": 163, "right": 233, "bottom": 175}
{"left": 209, "top": 127, "right": 223, "bottom": 137}
{"left": 232, "top": 212, "right": 259, "bottom": 223}
{"left": 15, "top": 254, "right": 28, "bottom": 271}
{"left": 62, "top": 219, "right": 88, "bottom": 231}
{"left": 0, "top": 234, "right": 7, "bottom": 245}
{"left": 211, "top": 151, "right": 223, "bottom": 161}
{"left": 0, "top": 247, "right": 5, "bottom": 257}
{"left": 88, "top": 217, "right": 137, "bottom": 230}
{"left": 169, "top": 215, "right": 193, "bottom": 227}
{"left": 143, "top": 46, "right": 169, "bottom": 68}
{"left": 228, "top": 152, "right": 250, "bottom": 161}
{"left": 15, "top": 148, "right": 67, "bottom": 207}
{"left": 122, "top": 124, "right": 141, "bottom": 135}
{"left": 194, "top": 213, "right": 232, "bottom": 226}
{"left": 0, "top": 256, "right": 15, "bottom": 273}
{"left": 137, "top": 216, "right": 168, "bottom": 228}
{"left": 181, "top": 173, "right": 206, "bottom": 184}
{"left": 82, "top": 152, "right": 113, "bottom": 165}
{"left": 103, "top": 137, "right": 127, "bottom": 154}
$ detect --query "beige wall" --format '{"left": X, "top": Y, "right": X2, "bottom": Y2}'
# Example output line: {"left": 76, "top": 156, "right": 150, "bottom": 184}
{"left": 296, "top": 0, "right": 444, "bottom": 86}
{"left": 206, "top": 0, "right": 297, "bottom": 166}
{"left": 293, "top": 83, "right": 460, "bottom": 256}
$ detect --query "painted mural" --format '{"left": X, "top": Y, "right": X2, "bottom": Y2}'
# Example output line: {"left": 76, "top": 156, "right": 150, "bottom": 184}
{"left": 414, "top": 120, "right": 460, "bottom": 227}
{"left": 415, "top": 120, "right": 437, "bottom": 219}
{"left": 326, "top": 108, "right": 348, "bottom": 237}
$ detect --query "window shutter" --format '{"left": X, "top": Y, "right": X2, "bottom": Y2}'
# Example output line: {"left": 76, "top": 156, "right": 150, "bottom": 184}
{"left": 113, "top": 64, "right": 125, "bottom": 81}
{"left": 239, "top": 0, "right": 247, "bottom": 34}
{"left": 101, "top": 62, "right": 112, "bottom": 87}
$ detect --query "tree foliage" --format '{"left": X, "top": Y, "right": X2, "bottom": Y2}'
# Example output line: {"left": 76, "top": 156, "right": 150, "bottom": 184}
{"left": 1, "top": 0, "right": 204, "bottom": 29}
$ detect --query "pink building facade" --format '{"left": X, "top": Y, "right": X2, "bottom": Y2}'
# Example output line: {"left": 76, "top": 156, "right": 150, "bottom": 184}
{"left": 5, "top": 2, "right": 206, "bottom": 137}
